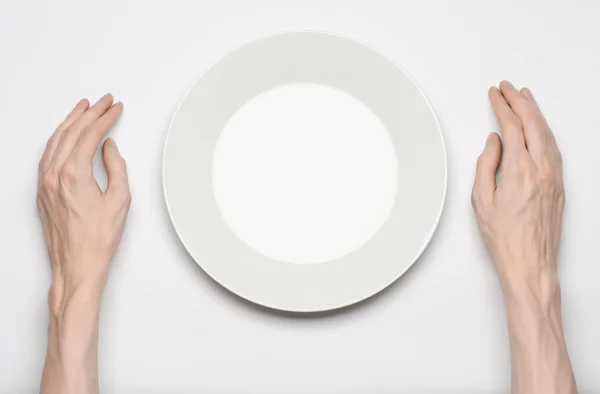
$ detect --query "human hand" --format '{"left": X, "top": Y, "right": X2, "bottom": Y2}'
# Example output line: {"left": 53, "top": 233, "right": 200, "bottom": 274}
{"left": 37, "top": 94, "right": 131, "bottom": 309}
{"left": 38, "top": 95, "right": 130, "bottom": 394}
{"left": 472, "top": 81, "right": 575, "bottom": 394}
{"left": 472, "top": 81, "right": 564, "bottom": 288}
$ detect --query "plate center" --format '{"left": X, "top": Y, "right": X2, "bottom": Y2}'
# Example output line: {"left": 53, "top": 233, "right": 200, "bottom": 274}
{"left": 212, "top": 83, "right": 397, "bottom": 264}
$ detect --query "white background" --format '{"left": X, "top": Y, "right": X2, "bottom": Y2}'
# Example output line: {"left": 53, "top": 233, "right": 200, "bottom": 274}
{"left": 1, "top": 0, "right": 599, "bottom": 393}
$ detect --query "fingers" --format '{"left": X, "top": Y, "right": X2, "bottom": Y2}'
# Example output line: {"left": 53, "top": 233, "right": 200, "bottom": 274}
{"left": 74, "top": 102, "right": 123, "bottom": 160}
{"left": 40, "top": 99, "right": 90, "bottom": 170}
{"left": 489, "top": 86, "right": 525, "bottom": 154}
{"left": 519, "top": 86, "right": 560, "bottom": 150}
{"left": 489, "top": 87, "right": 525, "bottom": 154}
{"left": 520, "top": 87, "right": 533, "bottom": 100}
{"left": 56, "top": 99, "right": 91, "bottom": 135}
{"left": 49, "top": 94, "right": 115, "bottom": 171}
{"left": 103, "top": 138, "right": 130, "bottom": 200}
{"left": 498, "top": 81, "right": 548, "bottom": 160}
{"left": 473, "top": 132, "right": 502, "bottom": 200}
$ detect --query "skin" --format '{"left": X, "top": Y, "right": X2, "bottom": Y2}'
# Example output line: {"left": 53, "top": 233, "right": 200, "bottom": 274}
{"left": 472, "top": 81, "right": 576, "bottom": 393}
{"left": 36, "top": 83, "right": 576, "bottom": 393}
{"left": 37, "top": 94, "right": 130, "bottom": 394}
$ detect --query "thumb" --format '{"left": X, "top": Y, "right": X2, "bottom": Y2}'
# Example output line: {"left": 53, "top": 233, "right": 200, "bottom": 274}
{"left": 474, "top": 132, "right": 501, "bottom": 196}
{"left": 103, "top": 138, "right": 129, "bottom": 197}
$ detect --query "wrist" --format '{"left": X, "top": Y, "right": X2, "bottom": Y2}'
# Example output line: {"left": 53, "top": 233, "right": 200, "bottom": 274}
{"left": 48, "top": 258, "right": 108, "bottom": 318}
{"left": 498, "top": 265, "right": 564, "bottom": 342}
{"left": 496, "top": 262, "right": 574, "bottom": 394}
{"left": 48, "top": 278, "right": 104, "bottom": 320}
{"left": 44, "top": 290, "right": 102, "bottom": 394}
{"left": 499, "top": 265, "right": 560, "bottom": 312}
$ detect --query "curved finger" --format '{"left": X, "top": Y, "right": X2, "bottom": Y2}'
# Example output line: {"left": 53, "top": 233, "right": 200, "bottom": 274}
{"left": 489, "top": 86, "right": 525, "bottom": 154}
{"left": 74, "top": 102, "right": 123, "bottom": 161}
{"left": 103, "top": 138, "right": 130, "bottom": 199}
{"left": 473, "top": 132, "right": 502, "bottom": 201}
{"left": 499, "top": 81, "right": 547, "bottom": 160}
{"left": 40, "top": 98, "right": 90, "bottom": 170}
{"left": 49, "top": 94, "right": 114, "bottom": 170}
{"left": 520, "top": 87, "right": 560, "bottom": 151}
{"left": 520, "top": 87, "right": 534, "bottom": 100}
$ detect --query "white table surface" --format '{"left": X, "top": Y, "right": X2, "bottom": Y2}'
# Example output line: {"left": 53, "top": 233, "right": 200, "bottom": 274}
{"left": 1, "top": 0, "right": 599, "bottom": 393}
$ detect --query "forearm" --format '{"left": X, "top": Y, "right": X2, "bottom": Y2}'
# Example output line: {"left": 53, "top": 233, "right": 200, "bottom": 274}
{"left": 41, "top": 282, "right": 103, "bottom": 394}
{"left": 37, "top": 95, "right": 129, "bottom": 394}
{"left": 501, "top": 269, "right": 576, "bottom": 394}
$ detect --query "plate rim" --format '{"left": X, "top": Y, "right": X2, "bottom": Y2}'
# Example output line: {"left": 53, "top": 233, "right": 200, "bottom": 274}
{"left": 162, "top": 30, "right": 448, "bottom": 312}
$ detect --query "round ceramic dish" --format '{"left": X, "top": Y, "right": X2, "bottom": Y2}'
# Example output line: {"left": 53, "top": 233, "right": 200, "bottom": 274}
{"left": 163, "top": 32, "right": 447, "bottom": 312}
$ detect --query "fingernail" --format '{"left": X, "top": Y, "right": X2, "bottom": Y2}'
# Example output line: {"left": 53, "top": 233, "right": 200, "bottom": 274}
{"left": 521, "top": 88, "right": 533, "bottom": 100}
{"left": 101, "top": 93, "right": 114, "bottom": 103}
{"left": 107, "top": 138, "right": 118, "bottom": 149}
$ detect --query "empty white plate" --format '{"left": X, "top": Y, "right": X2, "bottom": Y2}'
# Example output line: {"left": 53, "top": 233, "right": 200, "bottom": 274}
{"left": 163, "top": 32, "right": 447, "bottom": 312}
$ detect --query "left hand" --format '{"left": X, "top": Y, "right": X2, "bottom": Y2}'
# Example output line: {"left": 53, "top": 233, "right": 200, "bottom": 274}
{"left": 37, "top": 94, "right": 131, "bottom": 310}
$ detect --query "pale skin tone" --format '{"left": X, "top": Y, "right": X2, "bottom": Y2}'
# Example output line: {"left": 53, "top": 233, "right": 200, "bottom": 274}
{"left": 37, "top": 82, "right": 575, "bottom": 393}
{"left": 472, "top": 81, "right": 576, "bottom": 393}
{"left": 37, "top": 94, "right": 130, "bottom": 394}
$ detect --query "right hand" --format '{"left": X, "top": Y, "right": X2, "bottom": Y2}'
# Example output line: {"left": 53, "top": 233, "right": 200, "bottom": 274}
{"left": 471, "top": 81, "right": 576, "bottom": 394}
{"left": 471, "top": 81, "right": 564, "bottom": 291}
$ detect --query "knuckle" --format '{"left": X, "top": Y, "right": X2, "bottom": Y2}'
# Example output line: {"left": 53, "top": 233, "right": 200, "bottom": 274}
{"left": 523, "top": 114, "right": 543, "bottom": 131}
{"left": 517, "top": 154, "right": 534, "bottom": 174}
{"left": 45, "top": 134, "right": 57, "bottom": 151}
{"left": 41, "top": 172, "right": 58, "bottom": 195}
{"left": 507, "top": 115, "right": 523, "bottom": 129}
{"left": 62, "top": 125, "right": 76, "bottom": 139}
{"left": 539, "top": 161, "right": 554, "bottom": 182}
{"left": 59, "top": 160, "right": 77, "bottom": 186}
{"left": 55, "top": 120, "right": 69, "bottom": 134}
{"left": 538, "top": 160, "right": 563, "bottom": 192}
{"left": 61, "top": 161, "right": 77, "bottom": 177}
{"left": 514, "top": 96, "right": 530, "bottom": 111}
{"left": 519, "top": 100, "right": 542, "bottom": 120}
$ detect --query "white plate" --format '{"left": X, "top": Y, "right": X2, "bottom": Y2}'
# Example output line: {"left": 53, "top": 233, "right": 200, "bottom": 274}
{"left": 163, "top": 32, "right": 447, "bottom": 312}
